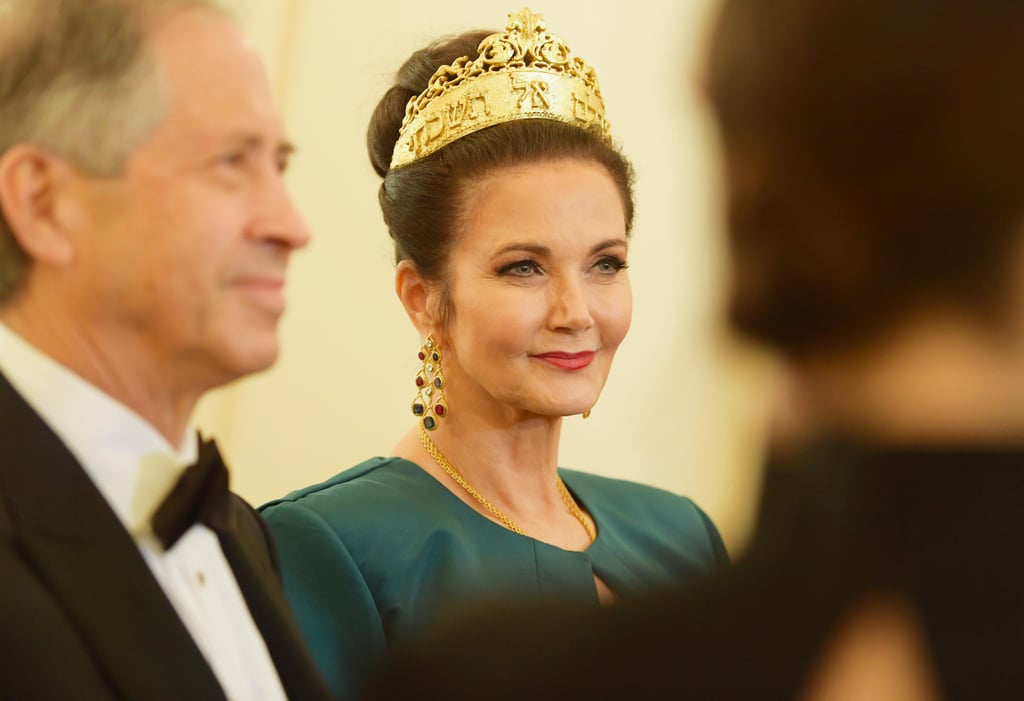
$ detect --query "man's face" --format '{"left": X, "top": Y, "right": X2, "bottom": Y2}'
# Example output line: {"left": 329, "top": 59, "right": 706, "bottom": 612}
{"left": 71, "top": 7, "right": 308, "bottom": 388}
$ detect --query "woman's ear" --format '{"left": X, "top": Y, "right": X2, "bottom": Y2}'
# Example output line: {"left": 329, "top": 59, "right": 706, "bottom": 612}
{"left": 396, "top": 259, "right": 442, "bottom": 336}
{"left": 0, "top": 145, "right": 78, "bottom": 266}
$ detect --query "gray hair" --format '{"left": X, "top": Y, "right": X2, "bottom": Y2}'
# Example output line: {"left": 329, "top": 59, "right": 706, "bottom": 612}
{"left": 0, "top": 0, "right": 227, "bottom": 303}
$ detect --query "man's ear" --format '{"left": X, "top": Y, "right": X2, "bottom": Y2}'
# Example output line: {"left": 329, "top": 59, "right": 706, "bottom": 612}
{"left": 396, "top": 259, "right": 443, "bottom": 336}
{"left": 0, "top": 145, "right": 79, "bottom": 266}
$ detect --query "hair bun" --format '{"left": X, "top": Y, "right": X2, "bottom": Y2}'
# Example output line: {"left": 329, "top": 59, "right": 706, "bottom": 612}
{"left": 366, "top": 30, "right": 491, "bottom": 178}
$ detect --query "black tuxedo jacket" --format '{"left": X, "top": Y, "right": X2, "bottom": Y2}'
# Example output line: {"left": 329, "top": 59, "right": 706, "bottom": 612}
{"left": 0, "top": 371, "right": 331, "bottom": 701}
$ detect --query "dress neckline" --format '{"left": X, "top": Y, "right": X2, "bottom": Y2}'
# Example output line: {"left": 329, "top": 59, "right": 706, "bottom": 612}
{"left": 386, "top": 456, "right": 602, "bottom": 553}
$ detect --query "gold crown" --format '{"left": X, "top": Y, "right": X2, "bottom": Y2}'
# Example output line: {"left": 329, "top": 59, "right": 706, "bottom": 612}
{"left": 389, "top": 7, "right": 612, "bottom": 169}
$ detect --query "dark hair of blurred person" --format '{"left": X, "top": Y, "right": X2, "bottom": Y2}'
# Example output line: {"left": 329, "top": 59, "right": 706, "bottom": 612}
{"left": 716, "top": 0, "right": 1024, "bottom": 362}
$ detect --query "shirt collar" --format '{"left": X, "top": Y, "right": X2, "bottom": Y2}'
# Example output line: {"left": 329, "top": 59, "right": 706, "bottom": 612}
{"left": 0, "top": 322, "right": 197, "bottom": 536}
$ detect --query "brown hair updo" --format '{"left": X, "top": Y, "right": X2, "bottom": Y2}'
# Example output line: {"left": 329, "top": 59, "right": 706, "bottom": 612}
{"left": 367, "top": 30, "right": 636, "bottom": 324}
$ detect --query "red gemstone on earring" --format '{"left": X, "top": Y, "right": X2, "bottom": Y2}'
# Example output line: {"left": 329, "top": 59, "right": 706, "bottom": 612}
{"left": 416, "top": 377, "right": 425, "bottom": 387}
{"left": 418, "top": 352, "right": 426, "bottom": 360}
{"left": 435, "top": 405, "right": 446, "bottom": 416}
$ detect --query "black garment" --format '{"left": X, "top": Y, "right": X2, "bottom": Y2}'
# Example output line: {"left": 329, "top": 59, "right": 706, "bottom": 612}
{"left": 151, "top": 437, "right": 232, "bottom": 550}
{"left": 0, "top": 371, "right": 332, "bottom": 701}
{"left": 368, "top": 439, "right": 1024, "bottom": 699}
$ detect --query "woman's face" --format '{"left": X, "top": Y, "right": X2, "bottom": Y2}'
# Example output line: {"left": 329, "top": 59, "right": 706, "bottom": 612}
{"left": 437, "top": 158, "right": 632, "bottom": 421}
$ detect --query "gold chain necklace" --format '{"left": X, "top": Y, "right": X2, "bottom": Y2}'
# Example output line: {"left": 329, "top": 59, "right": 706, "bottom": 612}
{"left": 417, "top": 424, "right": 596, "bottom": 543}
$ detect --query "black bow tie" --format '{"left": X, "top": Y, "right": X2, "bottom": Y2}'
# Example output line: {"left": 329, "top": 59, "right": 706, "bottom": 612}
{"left": 151, "top": 437, "right": 232, "bottom": 550}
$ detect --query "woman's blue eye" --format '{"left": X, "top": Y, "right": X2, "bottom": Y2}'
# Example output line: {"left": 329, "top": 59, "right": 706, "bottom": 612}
{"left": 594, "top": 256, "right": 628, "bottom": 273}
{"left": 500, "top": 260, "right": 540, "bottom": 276}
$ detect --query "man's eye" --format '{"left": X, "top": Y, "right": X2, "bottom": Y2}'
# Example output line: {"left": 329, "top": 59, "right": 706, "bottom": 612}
{"left": 220, "top": 152, "right": 246, "bottom": 167}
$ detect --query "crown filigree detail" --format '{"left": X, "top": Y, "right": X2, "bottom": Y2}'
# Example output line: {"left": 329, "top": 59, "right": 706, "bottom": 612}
{"left": 389, "top": 7, "right": 612, "bottom": 169}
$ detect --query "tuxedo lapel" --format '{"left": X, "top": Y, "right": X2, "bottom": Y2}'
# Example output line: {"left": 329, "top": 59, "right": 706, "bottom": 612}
{"left": 218, "top": 501, "right": 333, "bottom": 701}
{"left": 0, "top": 372, "right": 226, "bottom": 701}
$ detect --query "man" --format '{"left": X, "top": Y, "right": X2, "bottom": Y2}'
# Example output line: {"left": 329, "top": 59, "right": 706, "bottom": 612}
{"left": 368, "top": 0, "right": 1024, "bottom": 698}
{"left": 0, "top": 1, "right": 330, "bottom": 698}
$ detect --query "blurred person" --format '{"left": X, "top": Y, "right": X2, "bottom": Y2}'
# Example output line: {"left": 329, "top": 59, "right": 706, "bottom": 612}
{"left": 0, "top": 1, "right": 330, "bottom": 698}
{"left": 366, "top": 0, "right": 1024, "bottom": 698}
{"left": 260, "top": 8, "right": 726, "bottom": 699}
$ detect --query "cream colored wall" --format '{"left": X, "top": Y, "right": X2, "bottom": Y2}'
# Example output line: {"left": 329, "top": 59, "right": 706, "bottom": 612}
{"left": 197, "top": 0, "right": 778, "bottom": 552}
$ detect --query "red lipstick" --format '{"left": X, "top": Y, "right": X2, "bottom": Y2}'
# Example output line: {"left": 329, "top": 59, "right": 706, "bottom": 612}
{"left": 533, "top": 351, "right": 595, "bottom": 370}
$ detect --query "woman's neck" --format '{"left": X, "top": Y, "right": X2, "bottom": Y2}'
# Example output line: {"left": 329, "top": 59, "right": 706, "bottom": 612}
{"left": 393, "top": 410, "right": 595, "bottom": 551}
{"left": 397, "top": 410, "right": 562, "bottom": 504}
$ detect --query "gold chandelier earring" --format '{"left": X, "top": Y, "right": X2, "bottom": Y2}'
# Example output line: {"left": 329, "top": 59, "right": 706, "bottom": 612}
{"left": 411, "top": 334, "right": 448, "bottom": 430}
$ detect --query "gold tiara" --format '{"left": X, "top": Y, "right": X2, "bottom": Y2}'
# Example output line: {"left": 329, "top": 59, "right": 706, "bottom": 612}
{"left": 389, "top": 7, "right": 612, "bottom": 169}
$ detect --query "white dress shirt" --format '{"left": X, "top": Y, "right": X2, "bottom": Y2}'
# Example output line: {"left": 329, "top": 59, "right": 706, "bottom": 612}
{"left": 0, "top": 323, "right": 287, "bottom": 701}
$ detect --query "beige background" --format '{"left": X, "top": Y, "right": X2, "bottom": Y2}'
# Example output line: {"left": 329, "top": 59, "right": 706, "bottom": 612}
{"left": 197, "top": 0, "right": 778, "bottom": 552}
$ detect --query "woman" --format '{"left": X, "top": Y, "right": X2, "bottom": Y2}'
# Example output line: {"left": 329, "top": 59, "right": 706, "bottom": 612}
{"left": 365, "top": 0, "right": 1024, "bottom": 699}
{"left": 260, "top": 8, "right": 726, "bottom": 700}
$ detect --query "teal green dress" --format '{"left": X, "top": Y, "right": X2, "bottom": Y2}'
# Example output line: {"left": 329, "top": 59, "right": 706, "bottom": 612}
{"left": 260, "top": 457, "right": 727, "bottom": 700}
